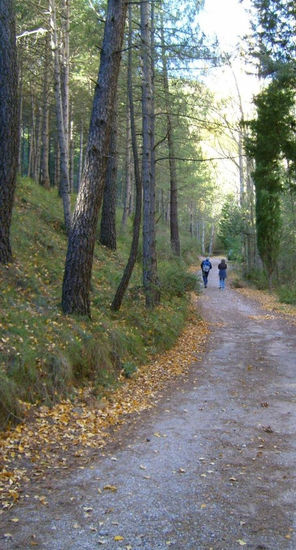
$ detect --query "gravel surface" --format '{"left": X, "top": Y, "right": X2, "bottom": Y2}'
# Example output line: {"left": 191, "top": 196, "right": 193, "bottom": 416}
{"left": 1, "top": 259, "right": 296, "bottom": 549}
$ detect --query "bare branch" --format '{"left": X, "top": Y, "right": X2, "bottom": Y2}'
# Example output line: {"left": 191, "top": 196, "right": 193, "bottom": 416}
{"left": 17, "top": 28, "right": 48, "bottom": 40}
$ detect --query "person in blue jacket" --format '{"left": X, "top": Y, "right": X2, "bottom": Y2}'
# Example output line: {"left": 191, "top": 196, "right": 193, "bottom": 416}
{"left": 200, "top": 257, "right": 212, "bottom": 288}
{"left": 218, "top": 259, "right": 227, "bottom": 289}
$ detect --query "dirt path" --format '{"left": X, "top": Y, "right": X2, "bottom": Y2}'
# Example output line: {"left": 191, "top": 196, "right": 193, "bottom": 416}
{"left": 1, "top": 259, "right": 296, "bottom": 549}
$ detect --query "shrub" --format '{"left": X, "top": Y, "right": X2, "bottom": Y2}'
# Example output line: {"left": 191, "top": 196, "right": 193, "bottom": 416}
{"left": 159, "top": 260, "right": 197, "bottom": 298}
{"left": 245, "top": 268, "right": 269, "bottom": 290}
{"left": 0, "top": 372, "right": 22, "bottom": 428}
{"left": 122, "top": 361, "right": 137, "bottom": 378}
{"left": 277, "top": 285, "right": 296, "bottom": 305}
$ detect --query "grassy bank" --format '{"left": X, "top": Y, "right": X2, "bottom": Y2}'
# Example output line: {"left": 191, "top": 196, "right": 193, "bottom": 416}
{"left": 0, "top": 178, "right": 199, "bottom": 429}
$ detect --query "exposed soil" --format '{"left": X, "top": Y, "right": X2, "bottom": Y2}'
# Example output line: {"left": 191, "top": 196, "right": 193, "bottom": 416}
{"left": 1, "top": 259, "right": 296, "bottom": 549}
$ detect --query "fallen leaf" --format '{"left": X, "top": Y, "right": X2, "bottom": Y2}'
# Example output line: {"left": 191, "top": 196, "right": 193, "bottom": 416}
{"left": 114, "top": 535, "right": 124, "bottom": 541}
{"left": 103, "top": 485, "right": 117, "bottom": 492}
{"left": 263, "top": 426, "right": 273, "bottom": 433}
{"left": 237, "top": 540, "right": 247, "bottom": 546}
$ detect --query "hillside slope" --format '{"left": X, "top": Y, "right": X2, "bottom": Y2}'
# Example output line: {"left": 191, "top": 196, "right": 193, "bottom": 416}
{"left": 0, "top": 178, "right": 197, "bottom": 428}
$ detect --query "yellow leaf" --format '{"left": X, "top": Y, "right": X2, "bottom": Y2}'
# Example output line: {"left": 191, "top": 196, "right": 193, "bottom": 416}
{"left": 114, "top": 535, "right": 124, "bottom": 541}
{"left": 200, "top": 504, "right": 207, "bottom": 509}
{"left": 237, "top": 540, "right": 247, "bottom": 546}
{"left": 103, "top": 485, "right": 117, "bottom": 492}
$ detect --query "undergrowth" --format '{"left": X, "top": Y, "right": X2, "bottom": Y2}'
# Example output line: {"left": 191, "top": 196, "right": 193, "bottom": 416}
{"left": 0, "top": 178, "right": 200, "bottom": 429}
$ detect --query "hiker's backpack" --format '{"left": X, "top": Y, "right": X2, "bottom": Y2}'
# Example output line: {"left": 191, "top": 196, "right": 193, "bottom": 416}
{"left": 202, "top": 260, "right": 210, "bottom": 272}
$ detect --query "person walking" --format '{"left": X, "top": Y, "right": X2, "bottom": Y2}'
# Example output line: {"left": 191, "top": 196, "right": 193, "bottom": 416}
{"left": 200, "top": 257, "right": 212, "bottom": 288}
{"left": 218, "top": 259, "right": 227, "bottom": 289}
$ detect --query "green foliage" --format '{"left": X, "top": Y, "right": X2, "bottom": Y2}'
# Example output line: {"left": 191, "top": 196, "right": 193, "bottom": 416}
{"left": 122, "top": 361, "right": 137, "bottom": 378}
{"left": 245, "top": 268, "right": 269, "bottom": 290}
{"left": 0, "top": 372, "right": 22, "bottom": 428}
{"left": 217, "top": 195, "right": 244, "bottom": 260}
{"left": 277, "top": 285, "right": 296, "bottom": 305}
{"left": 158, "top": 259, "right": 198, "bottom": 298}
{"left": 245, "top": 77, "right": 296, "bottom": 278}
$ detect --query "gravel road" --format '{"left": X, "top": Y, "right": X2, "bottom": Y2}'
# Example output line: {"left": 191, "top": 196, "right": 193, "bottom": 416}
{"left": 1, "top": 259, "right": 296, "bottom": 549}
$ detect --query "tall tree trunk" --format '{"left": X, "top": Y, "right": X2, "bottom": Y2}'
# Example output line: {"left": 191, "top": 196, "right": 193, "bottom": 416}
{"left": 40, "top": 35, "right": 51, "bottom": 189}
{"left": 208, "top": 223, "right": 215, "bottom": 255}
{"left": 62, "top": 0, "right": 128, "bottom": 316}
{"left": 189, "top": 202, "right": 193, "bottom": 238}
{"left": 160, "top": 14, "right": 180, "bottom": 257}
{"left": 28, "top": 92, "right": 35, "bottom": 178}
{"left": 61, "top": 0, "right": 70, "bottom": 169}
{"left": 34, "top": 105, "right": 42, "bottom": 182}
{"left": 201, "top": 219, "right": 205, "bottom": 255}
{"left": 100, "top": 97, "right": 118, "bottom": 250}
{"left": 0, "top": 0, "right": 18, "bottom": 263}
{"left": 111, "top": 2, "right": 142, "bottom": 311}
{"left": 69, "top": 116, "right": 74, "bottom": 193}
{"left": 18, "top": 57, "right": 23, "bottom": 175}
{"left": 78, "top": 120, "right": 84, "bottom": 191}
{"left": 54, "top": 140, "right": 60, "bottom": 188}
{"left": 121, "top": 102, "right": 133, "bottom": 229}
{"left": 49, "top": 0, "right": 71, "bottom": 232}
{"left": 141, "top": 0, "right": 160, "bottom": 308}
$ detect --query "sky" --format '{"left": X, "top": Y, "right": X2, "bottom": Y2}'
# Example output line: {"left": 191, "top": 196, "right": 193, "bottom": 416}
{"left": 199, "top": 0, "right": 252, "bottom": 52}
{"left": 197, "top": 0, "right": 258, "bottom": 199}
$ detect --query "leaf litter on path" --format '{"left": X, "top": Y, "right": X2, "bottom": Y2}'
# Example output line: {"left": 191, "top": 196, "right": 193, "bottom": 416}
{"left": 0, "top": 302, "right": 209, "bottom": 510}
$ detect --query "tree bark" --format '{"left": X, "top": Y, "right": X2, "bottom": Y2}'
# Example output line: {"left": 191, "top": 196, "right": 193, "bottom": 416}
{"left": 0, "top": 0, "right": 18, "bottom": 263}
{"left": 49, "top": 0, "right": 72, "bottom": 232}
{"left": 141, "top": 0, "right": 160, "bottom": 308}
{"left": 160, "top": 14, "right": 180, "bottom": 257}
{"left": 111, "top": 2, "right": 142, "bottom": 311}
{"left": 208, "top": 223, "right": 215, "bottom": 255}
{"left": 201, "top": 219, "right": 205, "bottom": 255}
{"left": 18, "top": 57, "right": 23, "bottom": 175}
{"left": 78, "top": 120, "right": 84, "bottom": 191}
{"left": 62, "top": 0, "right": 128, "bottom": 316}
{"left": 121, "top": 102, "right": 133, "bottom": 229}
{"left": 100, "top": 96, "right": 118, "bottom": 250}
{"left": 40, "top": 35, "right": 51, "bottom": 189}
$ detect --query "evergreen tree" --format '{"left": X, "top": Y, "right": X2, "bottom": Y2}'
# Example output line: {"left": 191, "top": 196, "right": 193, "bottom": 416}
{"left": 245, "top": 78, "right": 296, "bottom": 283}
{"left": 0, "top": 0, "right": 18, "bottom": 263}
{"left": 62, "top": 0, "right": 128, "bottom": 316}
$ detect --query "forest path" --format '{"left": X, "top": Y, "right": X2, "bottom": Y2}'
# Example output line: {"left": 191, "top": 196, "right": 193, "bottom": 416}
{"left": 2, "top": 259, "right": 296, "bottom": 549}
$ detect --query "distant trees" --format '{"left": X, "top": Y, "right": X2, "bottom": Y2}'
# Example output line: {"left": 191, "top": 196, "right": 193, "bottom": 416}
{"left": 10, "top": 0, "right": 218, "bottom": 314}
{"left": 0, "top": 0, "right": 18, "bottom": 263}
{"left": 49, "top": 0, "right": 72, "bottom": 232}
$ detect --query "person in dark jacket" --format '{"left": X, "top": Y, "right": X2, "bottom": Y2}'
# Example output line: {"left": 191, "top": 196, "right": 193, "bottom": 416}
{"left": 200, "top": 257, "right": 212, "bottom": 288}
{"left": 218, "top": 259, "right": 227, "bottom": 289}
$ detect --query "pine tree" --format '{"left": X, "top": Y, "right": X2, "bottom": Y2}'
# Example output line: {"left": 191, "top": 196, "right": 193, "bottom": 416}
{"left": 0, "top": 0, "right": 18, "bottom": 263}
